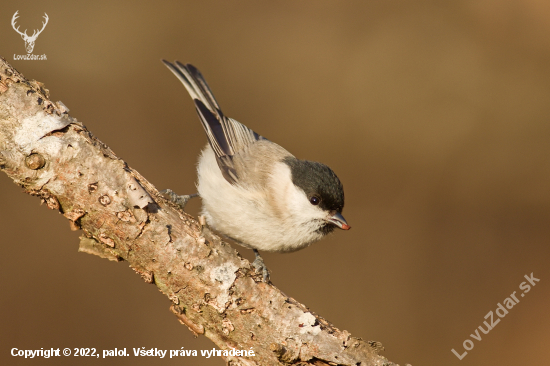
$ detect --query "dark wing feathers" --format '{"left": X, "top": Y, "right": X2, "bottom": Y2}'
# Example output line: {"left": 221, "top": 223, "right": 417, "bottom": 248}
{"left": 194, "top": 99, "right": 232, "bottom": 156}
{"left": 163, "top": 60, "right": 265, "bottom": 183}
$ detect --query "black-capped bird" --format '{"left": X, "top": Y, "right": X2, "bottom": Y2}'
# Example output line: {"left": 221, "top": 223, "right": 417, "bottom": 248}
{"left": 162, "top": 61, "right": 350, "bottom": 281}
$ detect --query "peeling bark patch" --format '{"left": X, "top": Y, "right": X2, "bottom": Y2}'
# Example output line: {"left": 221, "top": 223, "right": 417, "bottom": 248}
{"left": 64, "top": 208, "right": 86, "bottom": 229}
{"left": 298, "top": 313, "right": 321, "bottom": 336}
{"left": 78, "top": 237, "right": 121, "bottom": 261}
{"left": 43, "top": 195, "right": 60, "bottom": 211}
{"left": 69, "top": 221, "right": 80, "bottom": 231}
{"left": 99, "top": 233, "right": 115, "bottom": 247}
{"left": 116, "top": 210, "right": 136, "bottom": 222}
{"left": 127, "top": 179, "right": 154, "bottom": 208}
{"left": 209, "top": 262, "right": 239, "bottom": 312}
{"left": 14, "top": 113, "right": 70, "bottom": 154}
{"left": 132, "top": 267, "right": 154, "bottom": 283}
{"left": 55, "top": 100, "right": 69, "bottom": 113}
{"left": 22, "top": 188, "right": 62, "bottom": 212}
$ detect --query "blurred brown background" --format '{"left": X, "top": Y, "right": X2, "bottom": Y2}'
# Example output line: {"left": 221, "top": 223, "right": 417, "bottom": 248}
{"left": 1, "top": 1, "right": 549, "bottom": 365}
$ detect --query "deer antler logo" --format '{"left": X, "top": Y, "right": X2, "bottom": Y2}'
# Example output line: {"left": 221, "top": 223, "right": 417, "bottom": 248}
{"left": 12, "top": 11, "right": 49, "bottom": 54}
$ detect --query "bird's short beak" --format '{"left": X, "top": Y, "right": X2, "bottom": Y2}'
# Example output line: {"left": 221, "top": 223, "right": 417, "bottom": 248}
{"left": 328, "top": 212, "right": 351, "bottom": 230}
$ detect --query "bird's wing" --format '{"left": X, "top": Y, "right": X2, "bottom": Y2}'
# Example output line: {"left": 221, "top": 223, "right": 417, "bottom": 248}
{"left": 163, "top": 60, "right": 266, "bottom": 184}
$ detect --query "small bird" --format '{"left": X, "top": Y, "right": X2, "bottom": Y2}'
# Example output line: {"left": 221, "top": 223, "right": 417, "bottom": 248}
{"left": 161, "top": 60, "right": 350, "bottom": 281}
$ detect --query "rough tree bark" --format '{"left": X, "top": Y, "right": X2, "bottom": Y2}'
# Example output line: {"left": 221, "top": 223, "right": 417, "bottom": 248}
{"left": 0, "top": 57, "right": 400, "bottom": 366}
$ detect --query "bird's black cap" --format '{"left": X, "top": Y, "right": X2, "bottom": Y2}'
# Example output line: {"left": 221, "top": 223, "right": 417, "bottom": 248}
{"left": 283, "top": 157, "right": 345, "bottom": 213}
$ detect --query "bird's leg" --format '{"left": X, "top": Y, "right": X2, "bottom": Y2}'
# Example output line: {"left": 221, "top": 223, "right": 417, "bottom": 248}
{"left": 252, "top": 249, "right": 270, "bottom": 282}
{"left": 160, "top": 189, "right": 199, "bottom": 211}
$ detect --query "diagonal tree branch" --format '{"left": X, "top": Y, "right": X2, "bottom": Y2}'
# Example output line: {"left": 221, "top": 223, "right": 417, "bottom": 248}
{"left": 0, "top": 57, "right": 398, "bottom": 366}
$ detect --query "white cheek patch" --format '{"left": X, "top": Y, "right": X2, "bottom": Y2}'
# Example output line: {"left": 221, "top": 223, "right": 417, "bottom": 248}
{"left": 287, "top": 183, "right": 325, "bottom": 219}
{"left": 269, "top": 163, "right": 327, "bottom": 224}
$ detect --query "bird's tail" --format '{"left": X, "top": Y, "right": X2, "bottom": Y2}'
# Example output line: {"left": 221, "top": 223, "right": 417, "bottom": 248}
{"left": 163, "top": 60, "right": 264, "bottom": 165}
{"left": 162, "top": 60, "right": 225, "bottom": 121}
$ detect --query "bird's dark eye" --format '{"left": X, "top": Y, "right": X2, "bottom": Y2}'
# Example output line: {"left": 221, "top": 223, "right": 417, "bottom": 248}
{"left": 309, "top": 196, "right": 320, "bottom": 205}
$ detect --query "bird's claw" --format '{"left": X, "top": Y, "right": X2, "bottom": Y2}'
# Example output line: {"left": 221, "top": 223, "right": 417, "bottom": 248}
{"left": 160, "top": 189, "right": 198, "bottom": 211}
{"left": 252, "top": 249, "right": 270, "bottom": 282}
